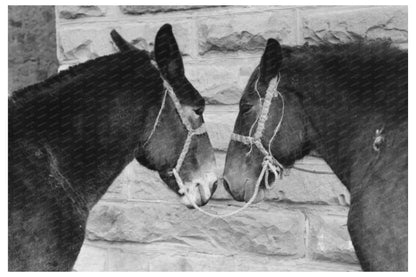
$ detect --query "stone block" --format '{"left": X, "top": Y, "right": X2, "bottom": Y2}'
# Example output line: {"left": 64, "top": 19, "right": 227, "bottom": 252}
{"left": 73, "top": 243, "right": 108, "bottom": 271}
{"left": 301, "top": 6, "right": 408, "bottom": 45}
{"left": 185, "top": 57, "right": 259, "bottom": 103}
{"left": 125, "top": 160, "right": 178, "bottom": 201}
{"left": 57, "top": 20, "right": 196, "bottom": 64}
{"left": 307, "top": 210, "right": 358, "bottom": 264}
{"left": 86, "top": 201, "right": 306, "bottom": 257}
{"left": 119, "top": 6, "right": 216, "bottom": 15}
{"left": 204, "top": 105, "right": 239, "bottom": 151}
{"left": 104, "top": 244, "right": 361, "bottom": 271}
{"left": 197, "top": 9, "right": 298, "bottom": 55}
{"left": 57, "top": 6, "right": 106, "bottom": 20}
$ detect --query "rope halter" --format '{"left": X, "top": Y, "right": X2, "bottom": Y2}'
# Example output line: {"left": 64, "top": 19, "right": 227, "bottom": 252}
{"left": 230, "top": 75, "right": 285, "bottom": 190}
{"left": 177, "top": 76, "right": 285, "bottom": 218}
{"left": 145, "top": 76, "right": 285, "bottom": 219}
{"left": 144, "top": 79, "right": 207, "bottom": 196}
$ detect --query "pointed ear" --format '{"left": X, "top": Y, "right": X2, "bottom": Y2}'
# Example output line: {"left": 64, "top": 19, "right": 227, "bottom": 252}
{"left": 110, "top": 30, "right": 136, "bottom": 52}
{"left": 259, "top": 39, "right": 283, "bottom": 84}
{"left": 154, "top": 24, "right": 185, "bottom": 82}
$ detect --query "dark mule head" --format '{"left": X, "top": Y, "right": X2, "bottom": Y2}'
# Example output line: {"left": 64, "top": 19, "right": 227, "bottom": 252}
{"left": 223, "top": 39, "right": 314, "bottom": 202}
{"left": 112, "top": 25, "right": 217, "bottom": 208}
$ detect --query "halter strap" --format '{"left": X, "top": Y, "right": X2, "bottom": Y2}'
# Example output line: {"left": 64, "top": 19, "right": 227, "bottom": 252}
{"left": 178, "top": 76, "right": 285, "bottom": 218}
{"left": 144, "top": 76, "right": 283, "bottom": 218}
{"left": 143, "top": 78, "right": 208, "bottom": 196}
{"left": 231, "top": 75, "right": 285, "bottom": 173}
{"left": 253, "top": 77, "right": 278, "bottom": 139}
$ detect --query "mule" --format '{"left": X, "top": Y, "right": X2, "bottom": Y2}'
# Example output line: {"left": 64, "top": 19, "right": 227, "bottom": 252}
{"left": 9, "top": 24, "right": 217, "bottom": 271}
{"left": 223, "top": 39, "right": 407, "bottom": 271}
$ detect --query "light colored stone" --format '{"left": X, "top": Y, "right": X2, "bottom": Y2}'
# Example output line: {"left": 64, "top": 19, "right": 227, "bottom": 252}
{"left": 57, "top": 6, "right": 106, "bottom": 20}
{"left": 103, "top": 243, "right": 361, "bottom": 271}
{"left": 204, "top": 105, "right": 239, "bottom": 151}
{"left": 307, "top": 211, "right": 359, "bottom": 264}
{"left": 86, "top": 201, "right": 306, "bottom": 257}
{"left": 125, "top": 160, "right": 179, "bottom": 201}
{"left": 73, "top": 243, "right": 108, "bottom": 271}
{"left": 57, "top": 20, "right": 196, "bottom": 64}
{"left": 57, "top": 27, "right": 111, "bottom": 63}
{"left": 197, "top": 9, "right": 298, "bottom": 55}
{"left": 101, "top": 172, "right": 129, "bottom": 200}
{"left": 119, "top": 6, "right": 213, "bottom": 15}
{"left": 301, "top": 6, "right": 408, "bottom": 45}
{"left": 114, "top": 21, "right": 197, "bottom": 57}
{"left": 186, "top": 57, "right": 259, "bottom": 103}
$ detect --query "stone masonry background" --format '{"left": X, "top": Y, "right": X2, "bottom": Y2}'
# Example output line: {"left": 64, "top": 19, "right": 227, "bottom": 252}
{"left": 10, "top": 5, "right": 408, "bottom": 271}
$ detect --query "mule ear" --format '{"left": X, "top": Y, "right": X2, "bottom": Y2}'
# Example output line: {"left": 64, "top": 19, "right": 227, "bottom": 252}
{"left": 110, "top": 30, "right": 136, "bottom": 52}
{"left": 154, "top": 24, "right": 185, "bottom": 82}
{"left": 259, "top": 39, "right": 283, "bottom": 84}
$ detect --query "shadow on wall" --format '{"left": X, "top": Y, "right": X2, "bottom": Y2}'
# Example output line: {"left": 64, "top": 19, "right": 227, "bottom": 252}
{"left": 8, "top": 6, "right": 59, "bottom": 95}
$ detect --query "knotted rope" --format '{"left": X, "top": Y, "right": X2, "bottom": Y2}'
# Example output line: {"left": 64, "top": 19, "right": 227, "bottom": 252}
{"left": 179, "top": 76, "right": 285, "bottom": 218}
{"left": 144, "top": 77, "right": 284, "bottom": 218}
{"left": 145, "top": 76, "right": 330, "bottom": 219}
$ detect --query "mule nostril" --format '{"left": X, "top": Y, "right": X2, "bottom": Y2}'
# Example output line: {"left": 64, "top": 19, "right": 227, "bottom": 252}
{"left": 195, "top": 182, "right": 201, "bottom": 187}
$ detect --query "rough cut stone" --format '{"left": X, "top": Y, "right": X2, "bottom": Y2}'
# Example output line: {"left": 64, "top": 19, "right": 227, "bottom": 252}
{"left": 75, "top": 204, "right": 359, "bottom": 271}
{"left": 86, "top": 201, "right": 306, "bottom": 257}
{"left": 57, "top": 20, "right": 196, "bottom": 64}
{"left": 301, "top": 6, "right": 408, "bottom": 45}
{"left": 119, "top": 5, "right": 217, "bottom": 15}
{"left": 197, "top": 9, "right": 298, "bottom": 55}
{"left": 307, "top": 212, "right": 359, "bottom": 264}
{"left": 57, "top": 28, "right": 109, "bottom": 63}
{"left": 103, "top": 244, "right": 360, "bottom": 271}
{"left": 124, "top": 160, "right": 178, "bottom": 201}
{"left": 73, "top": 243, "right": 108, "bottom": 271}
{"left": 204, "top": 105, "right": 239, "bottom": 151}
{"left": 58, "top": 6, "right": 106, "bottom": 19}
{"left": 185, "top": 57, "right": 259, "bottom": 103}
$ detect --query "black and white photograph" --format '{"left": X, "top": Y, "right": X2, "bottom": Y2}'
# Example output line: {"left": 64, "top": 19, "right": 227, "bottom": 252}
{"left": 7, "top": 3, "right": 409, "bottom": 272}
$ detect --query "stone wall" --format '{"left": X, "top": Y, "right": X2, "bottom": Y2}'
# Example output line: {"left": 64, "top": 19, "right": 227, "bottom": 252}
{"left": 8, "top": 6, "right": 59, "bottom": 94}
{"left": 53, "top": 6, "right": 407, "bottom": 271}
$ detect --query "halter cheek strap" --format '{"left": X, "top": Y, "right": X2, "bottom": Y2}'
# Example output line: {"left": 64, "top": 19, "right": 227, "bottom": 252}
{"left": 231, "top": 75, "right": 285, "bottom": 189}
{"left": 144, "top": 79, "right": 207, "bottom": 195}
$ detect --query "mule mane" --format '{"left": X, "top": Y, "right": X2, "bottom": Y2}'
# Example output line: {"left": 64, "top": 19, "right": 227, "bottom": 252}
{"left": 9, "top": 49, "right": 155, "bottom": 108}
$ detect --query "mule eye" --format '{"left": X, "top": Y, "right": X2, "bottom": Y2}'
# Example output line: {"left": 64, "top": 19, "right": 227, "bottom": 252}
{"left": 240, "top": 103, "right": 252, "bottom": 114}
{"left": 194, "top": 106, "right": 204, "bottom": 116}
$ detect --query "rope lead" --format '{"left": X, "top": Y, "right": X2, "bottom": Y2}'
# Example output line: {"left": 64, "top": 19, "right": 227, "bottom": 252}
{"left": 172, "top": 155, "right": 281, "bottom": 218}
